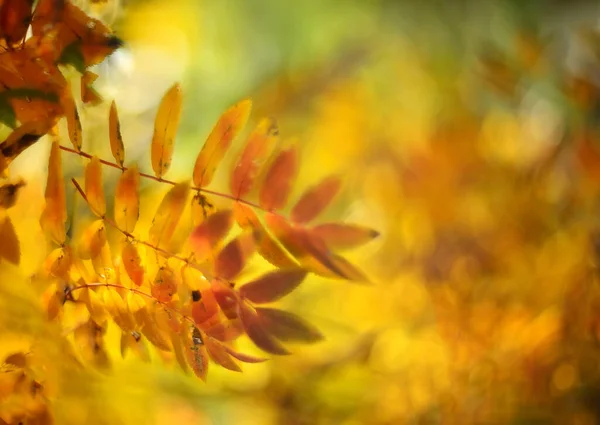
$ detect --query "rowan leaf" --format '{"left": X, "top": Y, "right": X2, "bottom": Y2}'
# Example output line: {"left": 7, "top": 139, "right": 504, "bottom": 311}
{"left": 77, "top": 219, "right": 106, "bottom": 260}
{"left": 0, "top": 0, "right": 34, "bottom": 46}
{"left": 193, "top": 99, "right": 252, "bottom": 188}
{"left": 151, "top": 83, "right": 182, "bottom": 179}
{"left": 40, "top": 140, "right": 67, "bottom": 244}
{"left": 223, "top": 347, "right": 267, "bottom": 364}
{"left": 149, "top": 181, "right": 190, "bottom": 248}
{"left": 310, "top": 223, "right": 380, "bottom": 250}
{"left": 140, "top": 306, "right": 172, "bottom": 351}
{"left": 114, "top": 166, "right": 140, "bottom": 233}
{"left": 151, "top": 266, "right": 178, "bottom": 303}
{"left": 191, "top": 287, "right": 219, "bottom": 326}
{"left": 0, "top": 215, "right": 19, "bottom": 265}
{"left": 256, "top": 307, "right": 323, "bottom": 343}
{"left": 121, "top": 241, "right": 144, "bottom": 286}
{"left": 259, "top": 144, "right": 299, "bottom": 210}
{"left": 185, "top": 328, "right": 209, "bottom": 380}
{"left": 238, "top": 302, "right": 290, "bottom": 355}
{"left": 239, "top": 269, "right": 307, "bottom": 304}
{"left": 126, "top": 291, "right": 148, "bottom": 328}
{"left": 103, "top": 288, "right": 135, "bottom": 332}
{"left": 214, "top": 231, "right": 255, "bottom": 280}
{"left": 109, "top": 100, "right": 125, "bottom": 167}
{"left": 290, "top": 175, "right": 342, "bottom": 224}
{"left": 188, "top": 210, "right": 233, "bottom": 262}
{"left": 230, "top": 117, "right": 278, "bottom": 198}
{"left": 205, "top": 338, "right": 242, "bottom": 372}
{"left": 84, "top": 156, "right": 106, "bottom": 217}
{"left": 63, "top": 93, "right": 82, "bottom": 151}
{"left": 81, "top": 71, "right": 102, "bottom": 105}
{"left": 170, "top": 330, "right": 188, "bottom": 373}
{"left": 81, "top": 288, "right": 108, "bottom": 325}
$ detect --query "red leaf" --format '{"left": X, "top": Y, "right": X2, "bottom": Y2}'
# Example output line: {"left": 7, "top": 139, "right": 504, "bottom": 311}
{"left": 256, "top": 307, "right": 323, "bottom": 343}
{"left": 310, "top": 223, "right": 380, "bottom": 250}
{"left": 205, "top": 338, "right": 241, "bottom": 372}
{"left": 238, "top": 302, "right": 290, "bottom": 355}
{"left": 223, "top": 347, "right": 268, "bottom": 364}
{"left": 214, "top": 231, "right": 255, "bottom": 280}
{"left": 259, "top": 145, "right": 298, "bottom": 211}
{"left": 211, "top": 279, "right": 239, "bottom": 320}
{"left": 239, "top": 269, "right": 307, "bottom": 304}
{"left": 290, "top": 175, "right": 342, "bottom": 224}
{"left": 188, "top": 210, "right": 233, "bottom": 261}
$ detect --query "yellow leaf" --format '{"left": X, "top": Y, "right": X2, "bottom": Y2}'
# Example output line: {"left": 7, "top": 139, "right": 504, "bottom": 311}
{"left": 148, "top": 181, "right": 190, "bottom": 248}
{"left": 115, "top": 166, "right": 140, "bottom": 233}
{"left": 109, "top": 101, "right": 125, "bottom": 167}
{"left": 77, "top": 219, "right": 106, "bottom": 260}
{"left": 84, "top": 156, "right": 106, "bottom": 217}
{"left": 193, "top": 99, "right": 252, "bottom": 188}
{"left": 40, "top": 141, "right": 66, "bottom": 244}
{"left": 151, "top": 83, "right": 182, "bottom": 178}
{"left": 121, "top": 241, "right": 145, "bottom": 287}
{"left": 63, "top": 93, "right": 82, "bottom": 151}
{"left": 103, "top": 288, "right": 135, "bottom": 332}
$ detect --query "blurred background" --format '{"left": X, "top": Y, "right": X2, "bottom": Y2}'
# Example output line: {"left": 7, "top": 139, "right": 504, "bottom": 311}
{"left": 11, "top": 0, "right": 600, "bottom": 423}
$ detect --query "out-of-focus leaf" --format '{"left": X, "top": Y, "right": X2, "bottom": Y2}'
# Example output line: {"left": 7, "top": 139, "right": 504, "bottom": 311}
{"left": 259, "top": 144, "right": 299, "bottom": 210}
{"left": 109, "top": 100, "right": 125, "bottom": 167}
{"left": 0, "top": 179, "right": 25, "bottom": 209}
{"left": 151, "top": 265, "right": 178, "bottom": 303}
{"left": 62, "top": 92, "right": 82, "bottom": 151}
{"left": 114, "top": 166, "right": 140, "bottom": 233}
{"left": 310, "top": 222, "right": 380, "bottom": 250}
{"left": 238, "top": 301, "right": 290, "bottom": 355}
{"left": 290, "top": 175, "right": 342, "bottom": 224}
{"left": 149, "top": 181, "right": 190, "bottom": 248}
{"left": 40, "top": 140, "right": 67, "bottom": 244}
{"left": 103, "top": 288, "right": 135, "bottom": 332}
{"left": 151, "top": 83, "right": 182, "bottom": 178}
{"left": 81, "top": 71, "right": 102, "bottom": 105}
{"left": 84, "top": 156, "right": 106, "bottom": 217}
{"left": 0, "top": 215, "right": 19, "bottom": 265}
{"left": 188, "top": 210, "right": 233, "bottom": 262}
{"left": 193, "top": 99, "right": 252, "bottom": 188}
{"left": 121, "top": 241, "right": 144, "bottom": 287}
{"left": 185, "top": 328, "right": 209, "bottom": 381}
{"left": 205, "top": 338, "right": 241, "bottom": 372}
{"left": 256, "top": 307, "right": 324, "bottom": 343}
{"left": 239, "top": 269, "right": 307, "bottom": 304}
{"left": 214, "top": 231, "right": 255, "bottom": 280}
{"left": 77, "top": 219, "right": 106, "bottom": 260}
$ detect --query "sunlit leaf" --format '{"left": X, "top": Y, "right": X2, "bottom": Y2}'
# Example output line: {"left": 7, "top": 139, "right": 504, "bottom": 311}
{"left": 121, "top": 241, "right": 144, "bottom": 287}
{"left": 185, "top": 328, "right": 209, "bottom": 381}
{"left": 151, "top": 83, "right": 182, "bottom": 178}
{"left": 0, "top": 0, "right": 34, "bottom": 46}
{"left": 170, "top": 330, "right": 188, "bottom": 373}
{"left": 151, "top": 265, "right": 178, "bottom": 303}
{"left": 114, "top": 166, "right": 140, "bottom": 233}
{"left": 103, "top": 288, "right": 135, "bottom": 332}
{"left": 223, "top": 347, "right": 267, "bottom": 364}
{"left": 63, "top": 93, "right": 82, "bottom": 151}
{"left": 230, "top": 117, "right": 278, "bottom": 198}
{"left": 310, "top": 222, "right": 380, "bottom": 250}
{"left": 238, "top": 301, "right": 290, "bottom": 355}
{"left": 256, "top": 307, "right": 323, "bottom": 343}
{"left": 205, "top": 338, "right": 241, "bottom": 372}
{"left": 77, "top": 219, "right": 106, "bottom": 260}
{"left": 239, "top": 269, "right": 307, "bottom": 304}
{"left": 193, "top": 99, "right": 252, "bottom": 188}
{"left": 149, "top": 181, "right": 190, "bottom": 248}
{"left": 290, "top": 175, "right": 342, "bottom": 224}
{"left": 84, "top": 156, "right": 106, "bottom": 217}
{"left": 40, "top": 140, "right": 67, "bottom": 244}
{"left": 81, "top": 71, "right": 102, "bottom": 105}
{"left": 214, "top": 231, "right": 255, "bottom": 280}
{"left": 188, "top": 210, "right": 233, "bottom": 262}
{"left": 259, "top": 144, "right": 298, "bottom": 210}
{"left": 109, "top": 100, "right": 125, "bottom": 167}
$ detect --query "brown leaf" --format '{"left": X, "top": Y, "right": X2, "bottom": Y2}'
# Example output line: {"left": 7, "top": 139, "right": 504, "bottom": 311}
{"left": 188, "top": 210, "right": 233, "bottom": 262}
{"left": 151, "top": 83, "right": 182, "bottom": 178}
{"left": 0, "top": 120, "right": 53, "bottom": 177}
{"left": 223, "top": 347, "right": 267, "bottom": 364}
{"left": 291, "top": 175, "right": 342, "bottom": 224}
{"left": 193, "top": 99, "right": 252, "bottom": 188}
{"left": 259, "top": 144, "right": 298, "bottom": 211}
{"left": 114, "top": 166, "right": 140, "bottom": 233}
{"left": 149, "top": 181, "right": 190, "bottom": 248}
{"left": 0, "top": 179, "right": 25, "bottom": 209}
{"left": 310, "top": 223, "right": 379, "bottom": 250}
{"left": 81, "top": 71, "right": 103, "bottom": 105}
{"left": 0, "top": 215, "right": 19, "bottom": 265}
{"left": 238, "top": 302, "right": 290, "bottom": 355}
{"left": 230, "top": 117, "right": 278, "bottom": 198}
{"left": 256, "top": 307, "right": 323, "bottom": 343}
{"left": 40, "top": 140, "right": 67, "bottom": 244}
{"left": 214, "top": 231, "right": 255, "bottom": 280}
{"left": 121, "top": 241, "right": 144, "bottom": 286}
{"left": 0, "top": 0, "right": 34, "bottom": 46}
{"left": 239, "top": 269, "right": 307, "bottom": 304}
{"left": 205, "top": 338, "right": 242, "bottom": 372}
{"left": 84, "top": 156, "right": 106, "bottom": 217}
{"left": 109, "top": 100, "right": 125, "bottom": 167}
{"left": 63, "top": 92, "right": 82, "bottom": 151}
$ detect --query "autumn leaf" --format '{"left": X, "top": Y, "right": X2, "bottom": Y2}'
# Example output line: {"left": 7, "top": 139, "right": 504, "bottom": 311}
{"left": 256, "top": 307, "right": 323, "bottom": 343}
{"left": 0, "top": 0, "right": 34, "bottom": 46}
{"left": 109, "top": 100, "right": 125, "bottom": 167}
{"left": 0, "top": 120, "right": 55, "bottom": 176}
{"left": 0, "top": 215, "right": 19, "bottom": 264}
{"left": 62, "top": 92, "right": 82, "bottom": 151}
{"left": 77, "top": 219, "right": 106, "bottom": 260}
{"left": 149, "top": 181, "right": 190, "bottom": 248}
{"left": 40, "top": 140, "right": 67, "bottom": 244}
{"left": 121, "top": 241, "right": 144, "bottom": 286}
{"left": 103, "top": 288, "right": 135, "bottom": 332}
{"left": 310, "top": 223, "right": 380, "bottom": 250}
{"left": 223, "top": 347, "right": 267, "bottom": 364}
{"left": 193, "top": 99, "right": 252, "bottom": 188}
{"left": 151, "top": 83, "right": 182, "bottom": 179}
{"left": 238, "top": 301, "right": 290, "bottom": 355}
{"left": 214, "top": 231, "right": 255, "bottom": 280}
{"left": 290, "top": 175, "right": 342, "bottom": 224}
{"left": 81, "top": 71, "right": 102, "bottom": 105}
{"left": 239, "top": 269, "right": 307, "bottom": 304}
{"left": 259, "top": 144, "right": 299, "bottom": 210}
{"left": 84, "top": 156, "right": 106, "bottom": 217}
{"left": 0, "top": 179, "right": 25, "bottom": 209}
{"left": 151, "top": 265, "right": 178, "bottom": 303}
{"left": 188, "top": 210, "right": 233, "bottom": 262}
{"left": 205, "top": 338, "right": 242, "bottom": 372}
{"left": 185, "top": 328, "right": 209, "bottom": 380}
{"left": 230, "top": 117, "right": 278, "bottom": 198}
{"left": 114, "top": 166, "right": 140, "bottom": 233}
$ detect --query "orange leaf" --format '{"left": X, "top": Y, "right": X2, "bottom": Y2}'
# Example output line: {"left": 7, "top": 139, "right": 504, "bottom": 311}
{"left": 151, "top": 266, "right": 178, "bottom": 303}
{"left": 205, "top": 338, "right": 241, "bottom": 372}
{"left": 0, "top": 215, "right": 19, "bottom": 265}
{"left": 214, "top": 231, "right": 255, "bottom": 280}
{"left": 238, "top": 302, "right": 289, "bottom": 355}
{"left": 40, "top": 140, "right": 66, "bottom": 244}
{"left": 81, "top": 71, "right": 102, "bottom": 105}
{"left": 259, "top": 144, "right": 298, "bottom": 211}
{"left": 42, "top": 247, "right": 71, "bottom": 280}
{"left": 223, "top": 347, "right": 267, "bottom": 364}
{"left": 63, "top": 93, "right": 82, "bottom": 151}
{"left": 149, "top": 181, "right": 190, "bottom": 248}
{"left": 256, "top": 307, "right": 323, "bottom": 343}
{"left": 114, "top": 166, "right": 140, "bottom": 233}
{"left": 151, "top": 83, "right": 182, "bottom": 178}
{"left": 0, "top": 0, "right": 34, "bottom": 46}
{"left": 185, "top": 328, "right": 209, "bottom": 380}
{"left": 230, "top": 117, "right": 278, "bottom": 198}
{"left": 188, "top": 210, "right": 233, "bottom": 262}
{"left": 77, "top": 219, "right": 106, "bottom": 260}
{"left": 121, "top": 241, "right": 144, "bottom": 286}
{"left": 109, "top": 100, "right": 125, "bottom": 167}
{"left": 310, "top": 223, "right": 379, "bottom": 250}
{"left": 290, "top": 175, "right": 342, "bottom": 224}
{"left": 211, "top": 279, "right": 239, "bottom": 320}
{"left": 84, "top": 156, "right": 105, "bottom": 217}
{"left": 193, "top": 99, "right": 252, "bottom": 188}
{"left": 239, "top": 269, "right": 307, "bottom": 304}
